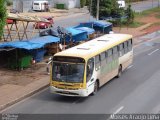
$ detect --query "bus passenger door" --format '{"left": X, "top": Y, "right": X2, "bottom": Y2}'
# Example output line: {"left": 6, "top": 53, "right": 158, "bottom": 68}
{"left": 86, "top": 58, "right": 95, "bottom": 95}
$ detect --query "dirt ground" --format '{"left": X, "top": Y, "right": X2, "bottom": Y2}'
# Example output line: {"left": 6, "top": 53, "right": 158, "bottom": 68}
{"left": 0, "top": 63, "right": 48, "bottom": 87}
{"left": 114, "top": 12, "right": 160, "bottom": 37}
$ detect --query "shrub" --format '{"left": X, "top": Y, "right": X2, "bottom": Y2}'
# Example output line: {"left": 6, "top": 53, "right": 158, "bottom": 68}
{"left": 80, "top": 0, "right": 86, "bottom": 8}
{"left": 6, "top": 0, "right": 13, "bottom": 6}
{"left": 0, "top": 0, "right": 7, "bottom": 40}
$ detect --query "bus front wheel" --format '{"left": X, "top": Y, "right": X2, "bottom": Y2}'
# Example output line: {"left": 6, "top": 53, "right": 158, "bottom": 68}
{"left": 92, "top": 81, "right": 99, "bottom": 95}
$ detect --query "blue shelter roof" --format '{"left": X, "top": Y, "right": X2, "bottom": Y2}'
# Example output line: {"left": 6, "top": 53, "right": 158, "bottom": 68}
{"left": 93, "top": 21, "right": 112, "bottom": 28}
{"left": 29, "top": 36, "right": 59, "bottom": 45}
{"left": 79, "top": 21, "right": 112, "bottom": 28}
{"left": 0, "top": 36, "right": 60, "bottom": 50}
{"left": 65, "top": 27, "right": 88, "bottom": 42}
{"left": 74, "top": 27, "right": 95, "bottom": 35}
{"left": 65, "top": 27, "right": 87, "bottom": 36}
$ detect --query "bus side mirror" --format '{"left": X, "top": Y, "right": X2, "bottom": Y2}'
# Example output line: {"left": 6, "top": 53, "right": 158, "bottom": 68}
{"left": 46, "top": 57, "right": 52, "bottom": 64}
{"left": 46, "top": 57, "right": 52, "bottom": 75}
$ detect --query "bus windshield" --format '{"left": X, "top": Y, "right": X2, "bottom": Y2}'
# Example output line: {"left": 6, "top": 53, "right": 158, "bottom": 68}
{"left": 52, "top": 62, "right": 84, "bottom": 83}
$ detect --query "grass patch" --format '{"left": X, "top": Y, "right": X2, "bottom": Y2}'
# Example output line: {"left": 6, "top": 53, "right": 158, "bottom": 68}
{"left": 127, "top": 21, "right": 145, "bottom": 28}
{"left": 142, "top": 22, "right": 160, "bottom": 30}
{"left": 115, "top": 21, "right": 145, "bottom": 28}
{"left": 156, "top": 14, "right": 160, "bottom": 19}
{"left": 135, "top": 7, "right": 160, "bottom": 18}
{"left": 153, "top": 22, "right": 160, "bottom": 25}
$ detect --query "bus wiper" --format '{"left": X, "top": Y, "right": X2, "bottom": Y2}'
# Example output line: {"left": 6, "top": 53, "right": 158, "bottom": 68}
{"left": 59, "top": 83, "right": 74, "bottom": 86}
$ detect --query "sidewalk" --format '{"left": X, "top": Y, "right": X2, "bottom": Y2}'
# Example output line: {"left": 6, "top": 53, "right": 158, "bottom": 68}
{"left": 20, "top": 7, "right": 89, "bottom": 18}
{"left": 0, "top": 63, "right": 50, "bottom": 111}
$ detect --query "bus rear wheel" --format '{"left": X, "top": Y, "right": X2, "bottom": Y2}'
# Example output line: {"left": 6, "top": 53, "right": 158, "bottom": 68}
{"left": 117, "top": 66, "right": 122, "bottom": 78}
{"left": 92, "top": 81, "right": 98, "bottom": 95}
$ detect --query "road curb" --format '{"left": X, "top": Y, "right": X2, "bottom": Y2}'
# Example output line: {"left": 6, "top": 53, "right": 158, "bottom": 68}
{"left": 0, "top": 83, "right": 49, "bottom": 112}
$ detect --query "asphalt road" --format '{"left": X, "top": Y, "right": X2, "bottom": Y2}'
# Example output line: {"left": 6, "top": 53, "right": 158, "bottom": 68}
{"left": 2, "top": 32, "right": 160, "bottom": 115}
{"left": 53, "top": 13, "right": 94, "bottom": 28}
{"left": 131, "top": 0, "right": 160, "bottom": 12}
{"left": 12, "top": 0, "right": 159, "bottom": 40}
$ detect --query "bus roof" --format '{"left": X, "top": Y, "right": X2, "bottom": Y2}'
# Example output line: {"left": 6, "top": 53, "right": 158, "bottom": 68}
{"left": 33, "top": 1, "right": 48, "bottom": 3}
{"left": 54, "top": 34, "right": 133, "bottom": 60}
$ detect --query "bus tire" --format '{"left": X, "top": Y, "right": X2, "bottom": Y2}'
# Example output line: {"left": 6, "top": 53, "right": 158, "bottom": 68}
{"left": 117, "top": 65, "right": 122, "bottom": 78}
{"left": 92, "top": 81, "right": 99, "bottom": 95}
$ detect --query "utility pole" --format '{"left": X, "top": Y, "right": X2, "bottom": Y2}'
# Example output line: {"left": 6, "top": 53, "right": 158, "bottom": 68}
{"left": 89, "top": 0, "right": 93, "bottom": 21}
{"left": 158, "top": 0, "right": 160, "bottom": 8}
{"left": 96, "top": 0, "right": 100, "bottom": 20}
{"left": 90, "top": 0, "right": 92, "bottom": 15}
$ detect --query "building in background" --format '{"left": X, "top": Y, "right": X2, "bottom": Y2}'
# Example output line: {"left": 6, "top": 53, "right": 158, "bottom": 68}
{"left": 13, "top": 0, "right": 80, "bottom": 12}
{"left": 53, "top": 0, "right": 80, "bottom": 9}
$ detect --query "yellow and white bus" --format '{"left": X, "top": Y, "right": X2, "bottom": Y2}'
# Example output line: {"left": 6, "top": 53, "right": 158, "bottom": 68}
{"left": 50, "top": 34, "right": 133, "bottom": 97}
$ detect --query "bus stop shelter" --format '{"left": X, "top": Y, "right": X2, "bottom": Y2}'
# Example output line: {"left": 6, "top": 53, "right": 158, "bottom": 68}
{"left": 65, "top": 27, "right": 88, "bottom": 43}
{"left": 0, "top": 36, "right": 60, "bottom": 69}
{"left": 2, "top": 13, "right": 50, "bottom": 42}
{"left": 77, "top": 21, "right": 113, "bottom": 34}
{"left": 74, "top": 27, "right": 95, "bottom": 40}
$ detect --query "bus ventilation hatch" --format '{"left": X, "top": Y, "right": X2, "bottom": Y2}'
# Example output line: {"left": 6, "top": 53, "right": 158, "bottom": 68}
{"left": 97, "top": 40, "right": 109, "bottom": 42}
{"left": 77, "top": 48, "right": 90, "bottom": 50}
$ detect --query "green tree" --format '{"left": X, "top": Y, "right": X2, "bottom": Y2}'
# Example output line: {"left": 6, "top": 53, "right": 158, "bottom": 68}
{"left": 80, "top": 0, "right": 86, "bottom": 8}
{"left": 0, "top": 0, "right": 7, "bottom": 40}
{"left": 86, "top": 0, "right": 90, "bottom": 6}
{"left": 90, "top": 0, "right": 124, "bottom": 18}
{"left": 6, "top": 0, "right": 13, "bottom": 6}
{"left": 126, "top": 4, "right": 134, "bottom": 23}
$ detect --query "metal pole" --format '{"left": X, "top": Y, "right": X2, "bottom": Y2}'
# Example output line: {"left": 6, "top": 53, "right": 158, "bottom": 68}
{"left": 96, "top": 0, "right": 100, "bottom": 20}
{"left": 90, "top": 0, "right": 92, "bottom": 14}
{"left": 89, "top": 0, "right": 93, "bottom": 21}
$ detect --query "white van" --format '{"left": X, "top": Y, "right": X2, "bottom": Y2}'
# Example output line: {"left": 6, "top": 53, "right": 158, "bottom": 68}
{"left": 32, "top": 1, "right": 49, "bottom": 12}
{"left": 117, "top": 0, "right": 125, "bottom": 8}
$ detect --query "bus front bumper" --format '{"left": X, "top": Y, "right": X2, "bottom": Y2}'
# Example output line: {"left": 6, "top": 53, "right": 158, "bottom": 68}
{"left": 50, "top": 86, "right": 89, "bottom": 97}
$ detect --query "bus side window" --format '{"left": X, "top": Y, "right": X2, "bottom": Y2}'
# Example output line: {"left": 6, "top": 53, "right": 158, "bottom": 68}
{"left": 106, "top": 49, "right": 113, "bottom": 63}
{"left": 105, "top": 50, "right": 108, "bottom": 63}
{"left": 95, "top": 55, "right": 100, "bottom": 71}
{"left": 124, "top": 41, "right": 128, "bottom": 53}
{"left": 100, "top": 52, "right": 106, "bottom": 61}
{"left": 100, "top": 51, "right": 107, "bottom": 67}
{"left": 113, "top": 46, "right": 118, "bottom": 59}
{"left": 87, "top": 58, "right": 94, "bottom": 82}
{"left": 118, "top": 44, "right": 124, "bottom": 57}
{"left": 128, "top": 39, "right": 132, "bottom": 51}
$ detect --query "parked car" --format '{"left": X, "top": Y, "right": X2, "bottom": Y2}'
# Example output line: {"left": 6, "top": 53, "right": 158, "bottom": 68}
{"left": 117, "top": 0, "right": 126, "bottom": 8}
{"left": 32, "top": 1, "right": 50, "bottom": 12}
{"left": 34, "top": 16, "right": 54, "bottom": 29}
{"left": 6, "top": 19, "right": 14, "bottom": 24}
{"left": 10, "top": 9, "right": 19, "bottom": 14}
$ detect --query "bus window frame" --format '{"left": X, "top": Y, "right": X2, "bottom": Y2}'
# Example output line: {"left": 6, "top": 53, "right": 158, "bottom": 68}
{"left": 119, "top": 43, "right": 124, "bottom": 57}
{"left": 100, "top": 51, "right": 106, "bottom": 61}
{"left": 128, "top": 39, "right": 133, "bottom": 51}
{"left": 95, "top": 55, "right": 101, "bottom": 71}
{"left": 106, "top": 48, "right": 113, "bottom": 63}
{"left": 113, "top": 46, "right": 119, "bottom": 59}
{"left": 86, "top": 58, "right": 94, "bottom": 82}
